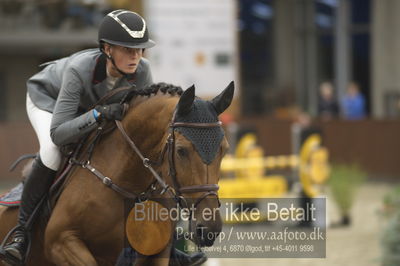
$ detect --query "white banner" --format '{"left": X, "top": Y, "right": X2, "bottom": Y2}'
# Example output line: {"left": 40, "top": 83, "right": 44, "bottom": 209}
{"left": 144, "top": 0, "right": 237, "bottom": 97}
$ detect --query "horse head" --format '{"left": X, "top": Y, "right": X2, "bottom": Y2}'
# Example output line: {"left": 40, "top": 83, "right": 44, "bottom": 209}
{"left": 120, "top": 81, "right": 234, "bottom": 249}
{"left": 167, "top": 81, "right": 234, "bottom": 247}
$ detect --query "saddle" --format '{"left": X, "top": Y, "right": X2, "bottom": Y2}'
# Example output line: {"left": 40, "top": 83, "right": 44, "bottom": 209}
{"left": 0, "top": 183, "right": 23, "bottom": 207}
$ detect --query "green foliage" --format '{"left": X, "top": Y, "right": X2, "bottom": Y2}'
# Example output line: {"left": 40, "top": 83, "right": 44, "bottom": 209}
{"left": 381, "top": 186, "right": 400, "bottom": 265}
{"left": 328, "top": 163, "right": 367, "bottom": 216}
{"left": 382, "top": 210, "right": 400, "bottom": 266}
{"left": 382, "top": 186, "right": 400, "bottom": 218}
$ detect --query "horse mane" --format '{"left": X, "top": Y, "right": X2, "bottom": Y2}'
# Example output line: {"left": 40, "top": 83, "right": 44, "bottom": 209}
{"left": 130, "top": 82, "right": 183, "bottom": 102}
{"left": 119, "top": 83, "right": 184, "bottom": 158}
{"left": 123, "top": 83, "right": 182, "bottom": 127}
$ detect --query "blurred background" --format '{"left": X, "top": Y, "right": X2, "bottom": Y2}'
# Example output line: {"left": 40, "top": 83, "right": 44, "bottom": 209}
{"left": 0, "top": 0, "right": 400, "bottom": 265}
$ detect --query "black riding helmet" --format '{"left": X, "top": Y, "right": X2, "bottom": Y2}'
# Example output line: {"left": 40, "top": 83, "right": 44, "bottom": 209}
{"left": 98, "top": 9, "right": 155, "bottom": 50}
{"left": 98, "top": 10, "right": 155, "bottom": 76}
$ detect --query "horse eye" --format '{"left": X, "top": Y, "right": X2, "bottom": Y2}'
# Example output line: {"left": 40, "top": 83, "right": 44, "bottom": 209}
{"left": 176, "top": 147, "right": 188, "bottom": 158}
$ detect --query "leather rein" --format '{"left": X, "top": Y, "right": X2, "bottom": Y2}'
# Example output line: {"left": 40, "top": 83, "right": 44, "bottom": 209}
{"left": 70, "top": 85, "right": 222, "bottom": 209}
{"left": 73, "top": 106, "right": 222, "bottom": 210}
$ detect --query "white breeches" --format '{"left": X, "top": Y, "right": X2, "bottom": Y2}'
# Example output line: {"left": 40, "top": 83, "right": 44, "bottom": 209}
{"left": 26, "top": 94, "right": 61, "bottom": 171}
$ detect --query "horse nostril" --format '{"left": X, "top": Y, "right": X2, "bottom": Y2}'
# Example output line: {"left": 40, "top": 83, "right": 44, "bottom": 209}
{"left": 196, "top": 223, "right": 218, "bottom": 247}
{"left": 196, "top": 224, "right": 206, "bottom": 239}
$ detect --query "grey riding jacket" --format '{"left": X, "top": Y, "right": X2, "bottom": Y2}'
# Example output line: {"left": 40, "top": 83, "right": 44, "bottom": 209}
{"left": 27, "top": 48, "right": 153, "bottom": 146}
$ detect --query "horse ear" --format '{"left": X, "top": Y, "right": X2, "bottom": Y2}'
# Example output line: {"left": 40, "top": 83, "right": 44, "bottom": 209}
{"left": 211, "top": 81, "right": 235, "bottom": 115}
{"left": 177, "top": 85, "right": 195, "bottom": 115}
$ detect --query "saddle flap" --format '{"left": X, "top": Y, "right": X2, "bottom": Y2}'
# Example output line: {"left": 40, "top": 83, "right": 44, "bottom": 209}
{"left": 0, "top": 183, "right": 23, "bottom": 207}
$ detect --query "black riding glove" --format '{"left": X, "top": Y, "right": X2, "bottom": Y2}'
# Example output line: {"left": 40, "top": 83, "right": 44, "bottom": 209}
{"left": 95, "top": 103, "right": 124, "bottom": 121}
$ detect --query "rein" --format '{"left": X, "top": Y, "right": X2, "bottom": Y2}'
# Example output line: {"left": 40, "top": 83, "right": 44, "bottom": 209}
{"left": 115, "top": 120, "right": 173, "bottom": 196}
{"left": 71, "top": 100, "right": 222, "bottom": 210}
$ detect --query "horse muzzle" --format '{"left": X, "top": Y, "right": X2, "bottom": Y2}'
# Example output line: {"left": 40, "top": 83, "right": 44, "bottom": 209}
{"left": 190, "top": 209, "right": 222, "bottom": 247}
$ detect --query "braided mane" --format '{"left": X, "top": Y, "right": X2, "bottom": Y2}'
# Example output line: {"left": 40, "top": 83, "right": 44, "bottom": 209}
{"left": 124, "top": 82, "right": 183, "bottom": 110}
{"left": 134, "top": 82, "right": 183, "bottom": 98}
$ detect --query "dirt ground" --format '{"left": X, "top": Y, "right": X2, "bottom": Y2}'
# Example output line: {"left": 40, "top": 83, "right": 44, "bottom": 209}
{"left": 205, "top": 182, "right": 391, "bottom": 266}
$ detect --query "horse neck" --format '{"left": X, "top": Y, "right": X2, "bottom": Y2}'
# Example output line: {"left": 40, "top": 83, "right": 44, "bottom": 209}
{"left": 126, "top": 93, "right": 178, "bottom": 154}
{"left": 93, "top": 94, "right": 178, "bottom": 191}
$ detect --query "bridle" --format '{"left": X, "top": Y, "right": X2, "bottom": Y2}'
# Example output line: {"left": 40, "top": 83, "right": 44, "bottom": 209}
{"left": 114, "top": 111, "right": 222, "bottom": 210}
{"left": 68, "top": 98, "right": 224, "bottom": 245}
{"left": 71, "top": 88, "right": 223, "bottom": 211}
{"left": 166, "top": 112, "right": 222, "bottom": 209}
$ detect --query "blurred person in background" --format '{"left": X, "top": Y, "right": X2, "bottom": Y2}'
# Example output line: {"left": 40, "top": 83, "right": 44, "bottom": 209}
{"left": 342, "top": 81, "right": 366, "bottom": 120}
{"left": 65, "top": 0, "right": 111, "bottom": 29}
{"left": 65, "top": 0, "right": 98, "bottom": 28}
{"left": 317, "top": 81, "right": 339, "bottom": 120}
{"left": 0, "top": 10, "right": 204, "bottom": 266}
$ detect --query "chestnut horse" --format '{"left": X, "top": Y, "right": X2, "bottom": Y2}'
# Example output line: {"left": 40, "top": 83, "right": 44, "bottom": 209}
{"left": 0, "top": 82, "right": 234, "bottom": 265}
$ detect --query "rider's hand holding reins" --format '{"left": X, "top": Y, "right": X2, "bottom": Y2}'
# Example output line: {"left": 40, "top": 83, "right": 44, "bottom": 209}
{"left": 95, "top": 103, "right": 124, "bottom": 121}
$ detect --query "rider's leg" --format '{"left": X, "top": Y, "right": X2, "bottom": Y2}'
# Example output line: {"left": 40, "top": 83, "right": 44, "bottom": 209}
{"left": 3, "top": 156, "right": 57, "bottom": 260}
{"left": 25, "top": 93, "right": 62, "bottom": 172}
{"left": 0, "top": 94, "right": 61, "bottom": 263}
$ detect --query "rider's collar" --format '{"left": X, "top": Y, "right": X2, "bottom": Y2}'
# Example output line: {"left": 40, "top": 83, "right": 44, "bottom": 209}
{"left": 92, "top": 54, "right": 135, "bottom": 85}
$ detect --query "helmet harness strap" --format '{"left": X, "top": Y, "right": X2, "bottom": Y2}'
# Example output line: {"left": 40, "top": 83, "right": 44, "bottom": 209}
{"left": 100, "top": 45, "right": 128, "bottom": 77}
{"left": 109, "top": 55, "right": 129, "bottom": 77}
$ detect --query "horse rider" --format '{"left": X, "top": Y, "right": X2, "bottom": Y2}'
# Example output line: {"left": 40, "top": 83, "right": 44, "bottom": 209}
{"left": 0, "top": 10, "right": 205, "bottom": 266}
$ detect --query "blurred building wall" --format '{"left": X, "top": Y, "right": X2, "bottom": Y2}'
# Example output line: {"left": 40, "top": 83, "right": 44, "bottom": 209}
{"left": 0, "top": 123, "right": 37, "bottom": 182}
{"left": 0, "top": 0, "right": 382, "bottom": 120}
{"left": 372, "top": 0, "right": 400, "bottom": 118}
{"left": 274, "top": 0, "right": 296, "bottom": 105}
{"left": 0, "top": 55, "right": 40, "bottom": 122}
